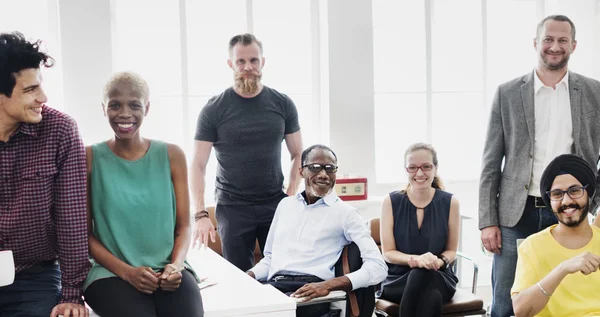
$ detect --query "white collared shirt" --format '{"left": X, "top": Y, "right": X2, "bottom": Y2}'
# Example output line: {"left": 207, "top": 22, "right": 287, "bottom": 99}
{"left": 250, "top": 191, "right": 387, "bottom": 290}
{"left": 529, "top": 70, "right": 573, "bottom": 196}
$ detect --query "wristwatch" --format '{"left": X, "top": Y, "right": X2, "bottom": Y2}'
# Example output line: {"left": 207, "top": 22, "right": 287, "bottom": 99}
{"left": 437, "top": 254, "right": 449, "bottom": 270}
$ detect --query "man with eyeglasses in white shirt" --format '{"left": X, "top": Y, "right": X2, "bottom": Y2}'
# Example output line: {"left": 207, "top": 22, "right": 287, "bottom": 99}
{"left": 247, "top": 144, "right": 387, "bottom": 317}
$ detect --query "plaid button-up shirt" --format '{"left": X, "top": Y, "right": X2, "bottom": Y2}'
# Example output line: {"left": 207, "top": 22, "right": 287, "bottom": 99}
{"left": 0, "top": 105, "right": 90, "bottom": 304}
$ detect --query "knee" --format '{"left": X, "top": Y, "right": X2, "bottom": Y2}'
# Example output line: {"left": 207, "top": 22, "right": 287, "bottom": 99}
{"left": 407, "top": 268, "right": 435, "bottom": 281}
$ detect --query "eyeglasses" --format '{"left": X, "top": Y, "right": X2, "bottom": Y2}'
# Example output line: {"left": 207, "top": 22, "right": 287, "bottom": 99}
{"left": 303, "top": 163, "right": 338, "bottom": 174}
{"left": 405, "top": 164, "right": 434, "bottom": 173}
{"left": 546, "top": 185, "right": 588, "bottom": 201}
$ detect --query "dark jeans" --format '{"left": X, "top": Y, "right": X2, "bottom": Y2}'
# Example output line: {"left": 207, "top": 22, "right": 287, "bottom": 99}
{"left": 0, "top": 260, "right": 61, "bottom": 317}
{"left": 381, "top": 269, "right": 454, "bottom": 317}
{"left": 490, "top": 197, "right": 557, "bottom": 317}
{"left": 84, "top": 270, "right": 203, "bottom": 317}
{"left": 265, "top": 275, "right": 333, "bottom": 317}
{"left": 216, "top": 193, "right": 286, "bottom": 271}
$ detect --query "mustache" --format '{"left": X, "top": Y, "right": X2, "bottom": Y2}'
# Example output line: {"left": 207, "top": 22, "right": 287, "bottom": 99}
{"left": 235, "top": 70, "right": 261, "bottom": 78}
{"left": 558, "top": 203, "right": 581, "bottom": 213}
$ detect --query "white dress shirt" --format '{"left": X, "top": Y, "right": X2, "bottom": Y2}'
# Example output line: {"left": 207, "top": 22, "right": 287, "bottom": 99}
{"left": 529, "top": 70, "right": 573, "bottom": 196}
{"left": 250, "top": 191, "right": 387, "bottom": 290}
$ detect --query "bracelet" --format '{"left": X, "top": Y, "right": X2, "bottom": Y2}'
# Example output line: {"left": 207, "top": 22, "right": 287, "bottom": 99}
{"left": 537, "top": 282, "right": 551, "bottom": 297}
{"left": 194, "top": 210, "right": 210, "bottom": 222}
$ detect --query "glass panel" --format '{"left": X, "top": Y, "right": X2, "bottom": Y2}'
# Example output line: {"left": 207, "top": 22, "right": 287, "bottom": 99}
{"left": 374, "top": 93, "right": 427, "bottom": 183}
{"left": 0, "top": 0, "right": 63, "bottom": 110}
{"left": 186, "top": 0, "right": 247, "bottom": 96}
{"left": 432, "top": 92, "right": 484, "bottom": 181}
{"left": 372, "top": 0, "right": 426, "bottom": 93}
{"left": 142, "top": 95, "right": 183, "bottom": 145}
{"left": 486, "top": 0, "right": 538, "bottom": 104}
{"left": 112, "top": 0, "right": 182, "bottom": 96}
{"left": 252, "top": 0, "right": 312, "bottom": 94}
{"left": 431, "top": 0, "right": 483, "bottom": 92}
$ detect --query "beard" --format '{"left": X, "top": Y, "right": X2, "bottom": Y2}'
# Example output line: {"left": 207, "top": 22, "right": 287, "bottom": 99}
{"left": 541, "top": 50, "right": 570, "bottom": 71}
{"left": 234, "top": 71, "right": 262, "bottom": 95}
{"left": 556, "top": 201, "right": 589, "bottom": 228}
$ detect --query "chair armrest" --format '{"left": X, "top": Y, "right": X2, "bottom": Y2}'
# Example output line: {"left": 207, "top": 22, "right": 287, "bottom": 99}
{"left": 454, "top": 251, "right": 479, "bottom": 294}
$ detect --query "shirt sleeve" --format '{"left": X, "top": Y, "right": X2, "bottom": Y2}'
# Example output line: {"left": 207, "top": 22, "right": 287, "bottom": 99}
{"left": 194, "top": 98, "right": 218, "bottom": 142}
{"left": 342, "top": 209, "right": 388, "bottom": 290}
{"left": 54, "top": 119, "right": 90, "bottom": 304}
{"left": 511, "top": 240, "right": 539, "bottom": 296}
{"left": 283, "top": 95, "right": 300, "bottom": 135}
{"left": 249, "top": 202, "right": 281, "bottom": 281}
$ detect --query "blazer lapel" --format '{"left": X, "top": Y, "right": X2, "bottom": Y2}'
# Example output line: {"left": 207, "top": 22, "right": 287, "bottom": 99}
{"left": 521, "top": 73, "right": 535, "bottom": 144}
{"left": 569, "top": 72, "right": 581, "bottom": 152}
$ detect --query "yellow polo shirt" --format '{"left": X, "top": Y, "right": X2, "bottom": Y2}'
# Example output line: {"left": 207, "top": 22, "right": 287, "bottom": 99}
{"left": 511, "top": 224, "right": 600, "bottom": 317}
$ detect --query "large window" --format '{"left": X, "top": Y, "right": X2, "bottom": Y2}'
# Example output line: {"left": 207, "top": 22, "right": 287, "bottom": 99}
{"left": 372, "top": 0, "right": 538, "bottom": 184}
{"left": 0, "top": 0, "right": 63, "bottom": 110}
{"left": 112, "top": 0, "right": 320, "bottom": 204}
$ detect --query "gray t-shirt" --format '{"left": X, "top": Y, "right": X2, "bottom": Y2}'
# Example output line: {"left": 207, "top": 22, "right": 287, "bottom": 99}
{"left": 195, "top": 86, "right": 301, "bottom": 205}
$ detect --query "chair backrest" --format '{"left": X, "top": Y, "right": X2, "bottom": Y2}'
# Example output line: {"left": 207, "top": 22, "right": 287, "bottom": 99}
{"left": 206, "top": 206, "right": 263, "bottom": 264}
{"left": 368, "top": 217, "right": 381, "bottom": 247}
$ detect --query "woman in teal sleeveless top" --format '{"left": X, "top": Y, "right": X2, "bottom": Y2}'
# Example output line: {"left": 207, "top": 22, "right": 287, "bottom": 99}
{"left": 83, "top": 72, "right": 203, "bottom": 317}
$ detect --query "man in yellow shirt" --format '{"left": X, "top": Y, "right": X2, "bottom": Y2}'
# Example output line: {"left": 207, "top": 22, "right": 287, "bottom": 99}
{"left": 511, "top": 154, "right": 600, "bottom": 317}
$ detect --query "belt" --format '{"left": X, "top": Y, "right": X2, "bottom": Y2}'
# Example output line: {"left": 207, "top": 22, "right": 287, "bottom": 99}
{"left": 18, "top": 259, "right": 59, "bottom": 274}
{"left": 271, "top": 274, "right": 323, "bottom": 283}
{"left": 527, "top": 196, "right": 547, "bottom": 209}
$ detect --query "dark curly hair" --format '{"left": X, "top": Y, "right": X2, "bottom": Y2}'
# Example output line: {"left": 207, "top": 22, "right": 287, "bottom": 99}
{"left": 0, "top": 32, "right": 54, "bottom": 97}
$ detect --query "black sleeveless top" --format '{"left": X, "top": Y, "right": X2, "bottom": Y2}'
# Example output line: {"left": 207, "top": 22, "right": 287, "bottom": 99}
{"left": 380, "top": 189, "right": 458, "bottom": 294}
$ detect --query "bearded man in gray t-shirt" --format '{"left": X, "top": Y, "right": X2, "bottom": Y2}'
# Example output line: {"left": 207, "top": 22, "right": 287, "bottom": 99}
{"left": 191, "top": 33, "right": 303, "bottom": 271}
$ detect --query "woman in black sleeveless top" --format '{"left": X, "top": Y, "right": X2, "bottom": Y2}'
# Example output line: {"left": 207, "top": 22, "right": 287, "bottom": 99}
{"left": 377, "top": 143, "right": 460, "bottom": 316}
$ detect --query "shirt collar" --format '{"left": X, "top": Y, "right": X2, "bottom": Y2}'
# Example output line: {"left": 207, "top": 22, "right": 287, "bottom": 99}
{"left": 15, "top": 122, "right": 38, "bottom": 138}
{"left": 533, "top": 69, "right": 569, "bottom": 94}
{"left": 297, "top": 190, "right": 340, "bottom": 207}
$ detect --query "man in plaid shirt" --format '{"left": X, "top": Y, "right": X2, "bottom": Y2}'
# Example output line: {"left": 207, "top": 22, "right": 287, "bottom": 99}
{"left": 0, "top": 32, "right": 90, "bottom": 317}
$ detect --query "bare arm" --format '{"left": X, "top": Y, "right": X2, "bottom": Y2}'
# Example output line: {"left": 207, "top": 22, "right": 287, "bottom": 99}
{"left": 380, "top": 195, "right": 417, "bottom": 265}
{"left": 190, "top": 140, "right": 213, "bottom": 213}
{"left": 167, "top": 144, "right": 191, "bottom": 267}
{"left": 190, "top": 140, "right": 216, "bottom": 247}
{"left": 512, "top": 266, "right": 568, "bottom": 317}
{"left": 284, "top": 131, "right": 303, "bottom": 196}
{"left": 440, "top": 196, "right": 460, "bottom": 266}
{"left": 512, "top": 251, "right": 600, "bottom": 317}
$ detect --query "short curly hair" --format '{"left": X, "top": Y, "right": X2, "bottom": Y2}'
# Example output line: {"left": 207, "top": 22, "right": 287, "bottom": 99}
{"left": 0, "top": 32, "right": 54, "bottom": 97}
{"left": 103, "top": 71, "right": 150, "bottom": 104}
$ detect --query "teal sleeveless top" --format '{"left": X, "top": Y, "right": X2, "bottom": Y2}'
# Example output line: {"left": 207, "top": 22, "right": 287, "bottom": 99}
{"left": 84, "top": 140, "right": 195, "bottom": 290}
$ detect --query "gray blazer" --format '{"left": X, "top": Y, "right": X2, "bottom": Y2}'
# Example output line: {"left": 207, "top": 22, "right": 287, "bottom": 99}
{"left": 479, "top": 71, "right": 600, "bottom": 229}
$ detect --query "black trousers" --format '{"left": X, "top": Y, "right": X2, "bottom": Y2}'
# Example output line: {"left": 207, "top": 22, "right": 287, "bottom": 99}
{"left": 84, "top": 270, "right": 203, "bottom": 317}
{"left": 265, "top": 275, "right": 332, "bottom": 317}
{"left": 382, "top": 268, "right": 454, "bottom": 317}
{"left": 216, "top": 193, "right": 286, "bottom": 271}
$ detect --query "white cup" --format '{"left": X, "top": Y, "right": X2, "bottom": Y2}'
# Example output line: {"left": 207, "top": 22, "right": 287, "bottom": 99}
{"left": 0, "top": 250, "right": 15, "bottom": 286}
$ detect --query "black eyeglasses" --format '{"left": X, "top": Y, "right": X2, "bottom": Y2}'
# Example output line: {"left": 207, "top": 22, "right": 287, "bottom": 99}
{"left": 546, "top": 184, "right": 588, "bottom": 201}
{"left": 405, "top": 164, "right": 434, "bottom": 173}
{"left": 303, "top": 163, "right": 338, "bottom": 174}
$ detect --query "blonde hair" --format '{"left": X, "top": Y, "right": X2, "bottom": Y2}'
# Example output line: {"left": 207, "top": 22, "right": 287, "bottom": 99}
{"left": 402, "top": 142, "right": 445, "bottom": 193}
{"left": 103, "top": 71, "right": 149, "bottom": 104}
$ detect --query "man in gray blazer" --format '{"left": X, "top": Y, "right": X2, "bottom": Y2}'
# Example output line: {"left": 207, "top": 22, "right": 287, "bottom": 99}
{"left": 479, "top": 15, "right": 600, "bottom": 317}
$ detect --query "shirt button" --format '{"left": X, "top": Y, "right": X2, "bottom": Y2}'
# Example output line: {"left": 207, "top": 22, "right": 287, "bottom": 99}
{"left": 525, "top": 185, "right": 529, "bottom": 190}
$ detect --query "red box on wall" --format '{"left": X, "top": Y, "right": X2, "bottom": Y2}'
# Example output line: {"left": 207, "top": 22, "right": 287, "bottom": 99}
{"left": 335, "top": 177, "right": 368, "bottom": 201}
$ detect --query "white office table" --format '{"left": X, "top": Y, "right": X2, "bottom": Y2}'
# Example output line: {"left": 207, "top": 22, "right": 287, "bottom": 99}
{"left": 187, "top": 247, "right": 296, "bottom": 317}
